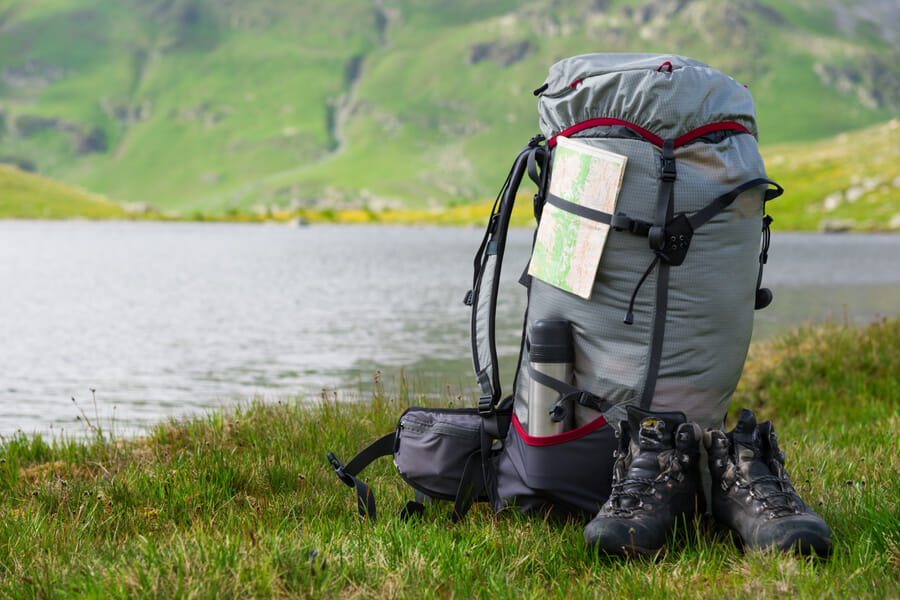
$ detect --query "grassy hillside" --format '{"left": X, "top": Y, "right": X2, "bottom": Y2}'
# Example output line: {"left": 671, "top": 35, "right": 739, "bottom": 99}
{"left": 4, "top": 118, "right": 898, "bottom": 230}
{"left": 763, "top": 119, "right": 900, "bottom": 231}
{"left": 0, "top": 163, "right": 127, "bottom": 218}
{"left": 0, "top": 0, "right": 898, "bottom": 214}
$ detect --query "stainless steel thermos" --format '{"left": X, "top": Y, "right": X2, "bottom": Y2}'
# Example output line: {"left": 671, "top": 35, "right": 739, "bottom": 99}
{"left": 527, "top": 320, "right": 574, "bottom": 436}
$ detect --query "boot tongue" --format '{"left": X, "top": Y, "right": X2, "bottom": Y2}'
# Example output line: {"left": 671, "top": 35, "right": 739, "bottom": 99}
{"left": 635, "top": 416, "right": 675, "bottom": 453}
{"left": 731, "top": 408, "right": 774, "bottom": 481}
{"left": 625, "top": 406, "right": 685, "bottom": 450}
{"left": 617, "top": 412, "right": 681, "bottom": 508}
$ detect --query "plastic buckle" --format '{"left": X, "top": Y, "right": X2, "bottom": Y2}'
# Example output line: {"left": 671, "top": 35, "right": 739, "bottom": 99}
{"left": 648, "top": 225, "right": 666, "bottom": 251}
{"left": 660, "top": 156, "right": 677, "bottom": 182}
{"left": 610, "top": 213, "right": 632, "bottom": 232}
{"left": 327, "top": 452, "right": 353, "bottom": 488}
{"left": 528, "top": 134, "right": 546, "bottom": 147}
{"left": 631, "top": 220, "right": 652, "bottom": 236}
{"left": 660, "top": 214, "right": 693, "bottom": 266}
{"left": 549, "top": 401, "right": 569, "bottom": 423}
{"left": 487, "top": 213, "right": 500, "bottom": 234}
{"left": 477, "top": 395, "right": 495, "bottom": 417}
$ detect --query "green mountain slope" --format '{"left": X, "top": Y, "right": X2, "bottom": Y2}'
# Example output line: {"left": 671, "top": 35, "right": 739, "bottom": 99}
{"left": 763, "top": 119, "right": 900, "bottom": 231}
{"left": 0, "top": 163, "right": 126, "bottom": 218}
{"left": 0, "top": 0, "right": 898, "bottom": 214}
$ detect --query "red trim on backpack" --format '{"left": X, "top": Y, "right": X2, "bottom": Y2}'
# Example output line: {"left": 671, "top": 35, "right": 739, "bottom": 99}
{"left": 672, "top": 121, "right": 750, "bottom": 147}
{"left": 512, "top": 413, "right": 607, "bottom": 447}
{"left": 546, "top": 119, "right": 750, "bottom": 149}
{"left": 569, "top": 78, "right": 583, "bottom": 88}
{"left": 547, "top": 118, "right": 663, "bottom": 147}
{"left": 656, "top": 61, "right": 673, "bottom": 72}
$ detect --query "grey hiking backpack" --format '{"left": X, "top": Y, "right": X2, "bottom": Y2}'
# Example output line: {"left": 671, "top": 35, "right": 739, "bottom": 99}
{"left": 328, "top": 53, "right": 781, "bottom": 522}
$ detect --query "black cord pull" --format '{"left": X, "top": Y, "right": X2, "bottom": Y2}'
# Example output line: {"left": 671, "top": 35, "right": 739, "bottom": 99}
{"left": 624, "top": 255, "right": 661, "bottom": 324}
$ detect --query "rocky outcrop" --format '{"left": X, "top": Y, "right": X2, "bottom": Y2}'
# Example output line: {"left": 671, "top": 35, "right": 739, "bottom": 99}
{"left": 467, "top": 39, "right": 533, "bottom": 67}
{"left": 1, "top": 59, "right": 65, "bottom": 89}
{"left": 0, "top": 156, "right": 36, "bottom": 172}
{"left": 11, "top": 113, "right": 107, "bottom": 154}
{"left": 100, "top": 98, "right": 153, "bottom": 126}
{"left": 814, "top": 54, "right": 900, "bottom": 110}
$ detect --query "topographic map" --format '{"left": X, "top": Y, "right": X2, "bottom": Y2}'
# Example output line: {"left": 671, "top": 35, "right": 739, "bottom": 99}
{"left": 528, "top": 136, "right": 627, "bottom": 299}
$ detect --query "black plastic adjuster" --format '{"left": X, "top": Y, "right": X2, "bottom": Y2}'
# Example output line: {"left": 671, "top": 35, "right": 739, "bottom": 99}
{"left": 611, "top": 213, "right": 653, "bottom": 237}
{"left": 528, "top": 133, "right": 546, "bottom": 147}
{"left": 463, "top": 289, "right": 474, "bottom": 306}
{"left": 610, "top": 213, "right": 632, "bottom": 232}
{"left": 660, "top": 155, "right": 677, "bottom": 182}
{"left": 477, "top": 395, "right": 495, "bottom": 417}
{"left": 648, "top": 225, "right": 666, "bottom": 251}
{"left": 630, "top": 220, "right": 652, "bottom": 236}
{"left": 660, "top": 214, "right": 694, "bottom": 266}
{"left": 327, "top": 452, "right": 353, "bottom": 487}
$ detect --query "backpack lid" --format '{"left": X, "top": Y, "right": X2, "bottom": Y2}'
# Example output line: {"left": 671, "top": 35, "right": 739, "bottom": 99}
{"left": 537, "top": 53, "right": 759, "bottom": 143}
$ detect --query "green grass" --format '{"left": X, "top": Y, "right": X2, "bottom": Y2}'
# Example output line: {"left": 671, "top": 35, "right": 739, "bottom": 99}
{"left": 1, "top": 319, "right": 898, "bottom": 598}
{"left": 0, "top": 163, "right": 128, "bottom": 219}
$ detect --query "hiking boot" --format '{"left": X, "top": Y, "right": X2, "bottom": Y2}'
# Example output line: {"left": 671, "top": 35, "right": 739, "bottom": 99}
{"left": 705, "top": 408, "right": 832, "bottom": 556}
{"left": 584, "top": 406, "right": 704, "bottom": 557}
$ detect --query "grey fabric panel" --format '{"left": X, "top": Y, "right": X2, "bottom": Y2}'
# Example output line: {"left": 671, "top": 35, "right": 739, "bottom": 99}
{"left": 649, "top": 135, "right": 765, "bottom": 428}
{"left": 473, "top": 254, "right": 498, "bottom": 392}
{"left": 538, "top": 53, "right": 758, "bottom": 142}
{"left": 515, "top": 135, "right": 766, "bottom": 431}
{"left": 493, "top": 417, "right": 616, "bottom": 518}
{"left": 394, "top": 409, "right": 482, "bottom": 499}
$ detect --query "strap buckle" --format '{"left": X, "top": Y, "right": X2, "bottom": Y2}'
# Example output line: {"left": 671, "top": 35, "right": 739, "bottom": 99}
{"left": 610, "top": 213, "right": 632, "bottom": 232}
{"left": 528, "top": 134, "right": 546, "bottom": 147}
{"left": 477, "top": 395, "right": 495, "bottom": 417}
{"left": 660, "top": 155, "right": 677, "bottom": 182}
{"left": 327, "top": 452, "right": 354, "bottom": 488}
{"left": 648, "top": 225, "right": 666, "bottom": 251}
{"left": 659, "top": 214, "right": 694, "bottom": 266}
{"left": 611, "top": 213, "right": 652, "bottom": 236}
{"left": 570, "top": 390, "right": 610, "bottom": 413}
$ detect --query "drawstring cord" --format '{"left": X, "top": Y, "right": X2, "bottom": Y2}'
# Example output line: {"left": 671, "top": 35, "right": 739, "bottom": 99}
{"left": 624, "top": 254, "right": 661, "bottom": 324}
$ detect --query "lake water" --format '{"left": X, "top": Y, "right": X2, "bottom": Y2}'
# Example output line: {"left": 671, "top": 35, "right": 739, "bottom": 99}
{"left": 2, "top": 221, "right": 899, "bottom": 438}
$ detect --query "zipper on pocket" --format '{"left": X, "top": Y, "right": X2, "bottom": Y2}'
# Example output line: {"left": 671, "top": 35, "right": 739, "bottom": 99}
{"left": 400, "top": 419, "right": 480, "bottom": 439}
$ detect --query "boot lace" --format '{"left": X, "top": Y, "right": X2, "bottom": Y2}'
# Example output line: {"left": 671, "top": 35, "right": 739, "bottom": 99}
{"left": 606, "top": 476, "right": 658, "bottom": 516}
{"left": 606, "top": 453, "right": 685, "bottom": 516}
{"left": 743, "top": 474, "right": 801, "bottom": 517}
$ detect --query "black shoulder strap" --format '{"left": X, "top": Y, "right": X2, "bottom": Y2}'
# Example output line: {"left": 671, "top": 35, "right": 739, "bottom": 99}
{"left": 467, "top": 135, "right": 547, "bottom": 422}
{"left": 327, "top": 431, "right": 488, "bottom": 524}
{"left": 687, "top": 178, "right": 783, "bottom": 231}
{"left": 326, "top": 432, "right": 396, "bottom": 521}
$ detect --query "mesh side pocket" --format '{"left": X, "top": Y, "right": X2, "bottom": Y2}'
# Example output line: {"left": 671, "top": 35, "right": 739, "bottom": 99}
{"left": 494, "top": 415, "right": 616, "bottom": 519}
{"left": 394, "top": 407, "right": 482, "bottom": 500}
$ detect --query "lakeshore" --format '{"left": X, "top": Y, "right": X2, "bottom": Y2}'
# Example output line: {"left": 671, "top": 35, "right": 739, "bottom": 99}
{"left": 1, "top": 319, "right": 897, "bottom": 599}
{"left": 3, "top": 221, "right": 900, "bottom": 438}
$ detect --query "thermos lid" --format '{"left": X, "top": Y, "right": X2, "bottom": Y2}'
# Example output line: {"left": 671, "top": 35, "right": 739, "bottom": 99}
{"left": 529, "top": 320, "right": 574, "bottom": 363}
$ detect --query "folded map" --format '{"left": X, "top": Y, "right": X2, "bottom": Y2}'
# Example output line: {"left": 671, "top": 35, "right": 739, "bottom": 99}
{"left": 527, "top": 136, "right": 628, "bottom": 299}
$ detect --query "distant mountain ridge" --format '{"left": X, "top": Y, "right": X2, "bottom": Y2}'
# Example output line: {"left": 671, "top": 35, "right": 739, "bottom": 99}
{"left": 0, "top": 0, "right": 897, "bottom": 214}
